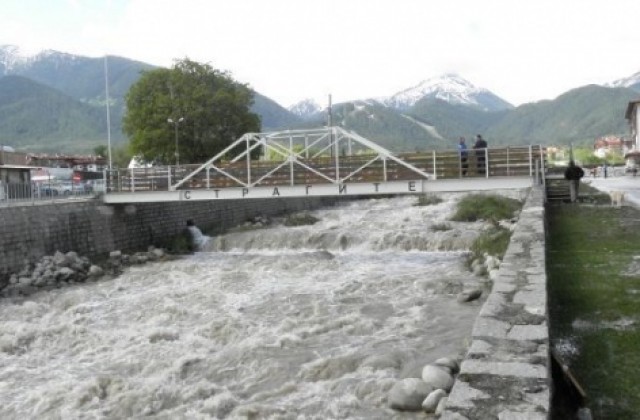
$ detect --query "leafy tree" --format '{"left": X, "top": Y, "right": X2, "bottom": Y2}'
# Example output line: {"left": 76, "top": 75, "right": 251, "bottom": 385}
{"left": 573, "top": 147, "right": 625, "bottom": 166}
{"left": 123, "top": 59, "right": 260, "bottom": 164}
{"left": 112, "top": 145, "right": 133, "bottom": 169}
{"left": 93, "top": 145, "right": 108, "bottom": 157}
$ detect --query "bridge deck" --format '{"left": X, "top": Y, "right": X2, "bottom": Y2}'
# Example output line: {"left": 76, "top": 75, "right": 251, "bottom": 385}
{"left": 102, "top": 128, "right": 544, "bottom": 202}
{"left": 103, "top": 144, "right": 545, "bottom": 203}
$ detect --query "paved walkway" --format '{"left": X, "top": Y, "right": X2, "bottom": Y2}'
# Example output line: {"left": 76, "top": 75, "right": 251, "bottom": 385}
{"left": 582, "top": 175, "right": 640, "bottom": 207}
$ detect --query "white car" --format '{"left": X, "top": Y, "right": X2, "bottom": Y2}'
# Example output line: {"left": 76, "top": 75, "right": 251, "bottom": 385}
{"left": 87, "top": 179, "right": 106, "bottom": 193}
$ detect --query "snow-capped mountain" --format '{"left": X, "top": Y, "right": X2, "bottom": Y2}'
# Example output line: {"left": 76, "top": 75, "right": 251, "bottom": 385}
{"left": 607, "top": 71, "right": 640, "bottom": 92}
{"left": 0, "top": 45, "right": 34, "bottom": 74}
{"left": 382, "top": 73, "right": 513, "bottom": 112}
{"left": 288, "top": 98, "right": 323, "bottom": 119}
{"left": 0, "top": 44, "right": 82, "bottom": 76}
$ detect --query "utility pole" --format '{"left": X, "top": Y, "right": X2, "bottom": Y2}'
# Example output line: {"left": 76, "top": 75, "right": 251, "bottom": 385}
{"left": 168, "top": 117, "right": 185, "bottom": 166}
{"left": 328, "top": 94, "right": 333, "bottom": 158}
{"left": 104, "top": 56, "right": 112, "bottom": 169}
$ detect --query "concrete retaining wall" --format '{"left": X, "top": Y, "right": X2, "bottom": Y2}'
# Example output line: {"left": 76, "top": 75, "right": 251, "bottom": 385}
{"left": 443, "top": 187, "right": 549, "bottom": 419}
{"left": 0, "top": 196, "right": 339, "bottom": 286}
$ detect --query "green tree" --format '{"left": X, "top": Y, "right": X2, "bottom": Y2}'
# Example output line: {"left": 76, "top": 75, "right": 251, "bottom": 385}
{"left": 93, "top": 145, "right": 108, "bottom": 157}
{"left": 123, "top": 58, "right": 261, "bottom": 164}
{"left": 112, "top": 145, "right": 133, "bottom": 169}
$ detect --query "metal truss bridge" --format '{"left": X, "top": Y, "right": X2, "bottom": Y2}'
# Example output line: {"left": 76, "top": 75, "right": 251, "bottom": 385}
{"left": 102, "top": 127, "right": 546, "bottom": 203}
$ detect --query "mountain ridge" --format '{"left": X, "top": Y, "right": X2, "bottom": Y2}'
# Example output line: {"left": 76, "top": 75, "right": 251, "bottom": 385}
{"left": 381, "top": 73, "right": 514, "bottom": 112}
{"left": 1, "top": 44, "right": 640, "bottom": 154}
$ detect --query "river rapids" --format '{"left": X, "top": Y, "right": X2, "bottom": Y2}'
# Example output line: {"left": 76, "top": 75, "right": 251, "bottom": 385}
{"left": 0, "top": 194, "right": 490, "bottom": 419}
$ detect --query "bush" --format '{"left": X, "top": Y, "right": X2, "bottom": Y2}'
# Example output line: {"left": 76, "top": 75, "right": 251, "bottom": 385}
{"left": 284, "top": 212, "right": 320, "bottom": 226}
{"left": 451, "top": 194, "right": 522, "bottom": 222}
{"left": 415, "top": 194, "right": 443, "bottom": 206}
{"left": 471, "top": 226, "right": 512, "bottom": 261}
{"left": 430, "top": 223, "right": 452, "bottom": 231}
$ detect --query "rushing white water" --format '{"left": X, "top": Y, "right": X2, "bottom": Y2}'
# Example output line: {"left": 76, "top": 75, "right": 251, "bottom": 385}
{"left": 0, "top": 195, "right": 488, "bottom": 419}
{"left": 188, "top": 225, "right": 210, "bottom": 250}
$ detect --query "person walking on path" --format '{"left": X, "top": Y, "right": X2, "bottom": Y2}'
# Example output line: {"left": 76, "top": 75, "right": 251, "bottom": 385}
{"left": 457, "top": 137, "right": 468, "bottom": 176}
{"left": 473, "top": 134, "right": 488, "bottom": 174}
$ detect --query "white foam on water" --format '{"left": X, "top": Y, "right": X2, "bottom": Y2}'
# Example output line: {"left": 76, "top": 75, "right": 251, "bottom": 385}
{"left": 0, "top": 195, "right": 487, "bottom": 419}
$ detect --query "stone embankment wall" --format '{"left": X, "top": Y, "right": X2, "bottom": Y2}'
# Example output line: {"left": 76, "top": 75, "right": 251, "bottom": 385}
{"left": 0, "top": 197, "right": 338, "bottom": 286}
{"left": 442, "top": 187, "right": 550, "bottom": 419}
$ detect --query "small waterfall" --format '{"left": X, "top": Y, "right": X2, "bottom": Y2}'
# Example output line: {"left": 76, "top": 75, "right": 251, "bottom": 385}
{"left": 187, "top": 223, "right": 209, "bottom": 250}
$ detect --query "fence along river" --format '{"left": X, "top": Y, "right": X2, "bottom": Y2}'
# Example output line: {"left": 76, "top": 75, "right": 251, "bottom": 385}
{"left": 0, "top": 194, "right": 500, "bottom": 418}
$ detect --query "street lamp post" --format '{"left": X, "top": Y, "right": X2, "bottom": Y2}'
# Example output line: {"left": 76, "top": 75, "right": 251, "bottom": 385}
{"left": 167, "top": 117, "right": 185, "bottom": 166}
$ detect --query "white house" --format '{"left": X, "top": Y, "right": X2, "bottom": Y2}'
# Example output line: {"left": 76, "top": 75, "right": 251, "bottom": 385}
{"left": 128, "top": 156, "right": 153, "bottom": 169}
{"left": 625, "top": 100, "right": 640, "bottom": 150}
{"left": 624, "top": 101, "right": 640, "bottom": 169}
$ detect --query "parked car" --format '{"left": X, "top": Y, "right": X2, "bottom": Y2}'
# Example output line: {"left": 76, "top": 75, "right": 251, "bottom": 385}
{"left": 35, "top": 182, "right": 87, "bottom": 197}
{"left": 83, "top": 179, "right": 106, "bottom": 194}
{"left": 38, "top": 185, "right": 59, "bottom": 196}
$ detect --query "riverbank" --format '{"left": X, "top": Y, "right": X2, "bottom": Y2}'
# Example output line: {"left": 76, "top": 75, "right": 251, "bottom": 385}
{"left": 442, "top": 186, "right": 550, "bottom": 419}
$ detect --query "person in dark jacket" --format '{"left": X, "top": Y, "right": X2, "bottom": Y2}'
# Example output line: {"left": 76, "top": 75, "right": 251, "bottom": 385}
{"left": 473, "top": 135, "right": 488, "bottom": 174}
{"left": 457, "top": 137, "right": 468, "bottom": 176}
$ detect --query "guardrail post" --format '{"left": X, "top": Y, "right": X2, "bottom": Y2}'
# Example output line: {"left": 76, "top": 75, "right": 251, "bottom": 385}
{"left": 168, "top": 166, "right": 172, "bottom": 191}
{"left": 528, "top": 145, "right": 533, "bottom": 177}
{"left": 334, "top": 128, "right": 340, "bottom": 182}
{"left": 103, "top": 169, "right": 107, "bottom": 194}
{"left": 290, "top": 133, "right": 295, "bottom": 185}
{"left": 485, "top": 148, "right": 489, "bottom": 178}
{"left": 383, "top": 157, "right": 387, "bottom": 181}
{"left": 540, "top": 146, "right": 546, "bottom": 190}
{"left": 432, "top": 151, "right": 437, "bottom": 179}
{"left": 246, "top": 135, "right": 251, "bottom": 185}
{"left": 507, "top": 147, "right": 510, "bottom": 176}
{"left": 130, "top": 167, "right": 135, "bottom": 192}
{"left": 206, "top": 167, "right": 210, "bottom": 189}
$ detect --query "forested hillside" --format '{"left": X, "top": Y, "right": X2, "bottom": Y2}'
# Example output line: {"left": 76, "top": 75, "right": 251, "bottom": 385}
{"left": 484, "top": 85, "right": 638, "bottom": 146}
{"left": 0, "top": 76, "right": 107, "bottom": 151}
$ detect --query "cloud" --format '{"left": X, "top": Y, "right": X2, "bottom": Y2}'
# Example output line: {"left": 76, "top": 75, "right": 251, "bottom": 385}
{"left": 2, "top": 0, "right": 640, "bottom": 107}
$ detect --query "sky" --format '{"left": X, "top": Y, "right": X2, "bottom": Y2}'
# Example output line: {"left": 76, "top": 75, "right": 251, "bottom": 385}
{"left": 2, "top": 0, "right": 640, "bottom": 108}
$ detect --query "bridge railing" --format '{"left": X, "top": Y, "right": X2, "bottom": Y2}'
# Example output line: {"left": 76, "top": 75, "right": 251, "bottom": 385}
{"left": 403, "top": 145, "right": 544, "bottom": 179}
{"left": 103, "top": 145, "right": 546, "bottom": 194}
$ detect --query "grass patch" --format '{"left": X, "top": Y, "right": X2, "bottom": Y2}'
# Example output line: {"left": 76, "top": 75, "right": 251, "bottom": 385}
{"left": 430, "top": 222, "right": 452, "bottom": 232}
{"left": 547, "top": 204, "right": 640, "bottom": 419}
{"left": 451, "top": 194, "right": 522, "bottom": 222}
{"left": 470, "top": 226, "right": 512, "bottom": 262}
{"left": 415, "top": 194, "right": 443, "bottom": 206}
{"left": 284, "top": 212, "right": 320, "bottom": 227}
{"left": 578, "top": 182, "right": 613, "bottom": 205}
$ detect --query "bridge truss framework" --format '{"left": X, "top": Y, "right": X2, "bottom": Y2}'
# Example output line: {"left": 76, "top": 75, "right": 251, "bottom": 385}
{"left": 103, "top": 128, "right": 546, "bottom": 203}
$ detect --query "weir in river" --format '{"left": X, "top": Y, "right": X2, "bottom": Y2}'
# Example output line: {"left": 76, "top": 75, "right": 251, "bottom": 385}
{"left": 0, "top": 194, "right": 495, "bottom": 418}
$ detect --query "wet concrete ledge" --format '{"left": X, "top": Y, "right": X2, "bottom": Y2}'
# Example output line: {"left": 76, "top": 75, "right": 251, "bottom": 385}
{"left": 442, "top": 186, "right": 549, "bottom": 419}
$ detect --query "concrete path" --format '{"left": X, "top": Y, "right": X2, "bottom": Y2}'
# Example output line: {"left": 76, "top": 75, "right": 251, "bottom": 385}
{"left": 582, "top": 175, "right": 640, "bottom": 207}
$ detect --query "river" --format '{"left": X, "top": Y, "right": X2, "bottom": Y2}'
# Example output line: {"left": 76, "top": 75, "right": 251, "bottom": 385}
{"left": 0, "top": 195, "right": 487, "bottom": 419}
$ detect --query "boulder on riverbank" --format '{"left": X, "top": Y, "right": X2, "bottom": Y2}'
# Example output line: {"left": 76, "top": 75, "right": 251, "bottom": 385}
{"left": 0, "top": 246, "right": 169, "bottom": 298}
{"left": 388, "top": 356, "right": 461, "bottom": 414}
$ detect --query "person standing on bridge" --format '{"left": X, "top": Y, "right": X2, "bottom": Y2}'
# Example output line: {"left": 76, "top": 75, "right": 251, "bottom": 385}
{"left": 457, "top": 137, "right": 468, "bottom": 176}
{"left": 473, "top": 134, "right": 488, "bottom": 175}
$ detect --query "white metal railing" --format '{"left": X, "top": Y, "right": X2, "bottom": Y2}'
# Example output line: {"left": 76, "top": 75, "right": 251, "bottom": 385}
{"left": 0, "top": 181, "right": 95, "bottom": 206}
{"left": 102, "top": 129, "right": 547, "bottom": 194}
